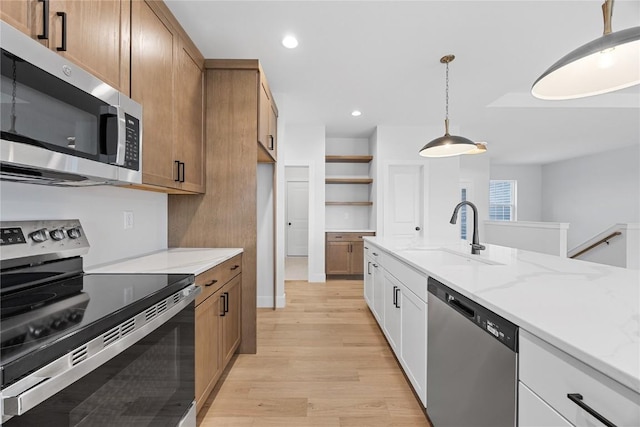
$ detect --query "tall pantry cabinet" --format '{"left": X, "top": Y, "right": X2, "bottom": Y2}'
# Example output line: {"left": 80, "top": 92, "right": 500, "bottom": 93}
{"left": 168, "top": 59, "right": 278, "bottom": 354}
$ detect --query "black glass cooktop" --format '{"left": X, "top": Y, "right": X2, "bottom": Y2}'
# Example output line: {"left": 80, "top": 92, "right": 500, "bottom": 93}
{"left": 0, "top": 273, "right": 194, "bottom": 388}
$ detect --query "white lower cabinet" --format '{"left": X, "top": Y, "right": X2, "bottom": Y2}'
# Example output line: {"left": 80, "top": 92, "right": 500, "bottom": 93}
{"left": 383, "top": 273, "right": 402, "bottom": 352}
{"left": 399, "top": 283, "right": 427, "bottom": 406}
{"left": 519, "top": 329, "right": 640, "bottom": 427}
{"left": 372, "top": 262, "right": 385, "bottom": 324}
{"left": 364, "top": 255, "right": 374, "bottom": 307}
{"left": 519, "top": 382, "right": 573, "bottom": 427}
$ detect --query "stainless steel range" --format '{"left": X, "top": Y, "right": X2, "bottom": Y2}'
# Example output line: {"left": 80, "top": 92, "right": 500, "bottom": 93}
{"left": 0, "top": 220, "right": 200, "bottom": 426}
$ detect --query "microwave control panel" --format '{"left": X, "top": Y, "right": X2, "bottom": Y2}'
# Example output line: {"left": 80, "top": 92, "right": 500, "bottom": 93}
{"left": 124, "top": 114, "right": 140, "bottom": 171}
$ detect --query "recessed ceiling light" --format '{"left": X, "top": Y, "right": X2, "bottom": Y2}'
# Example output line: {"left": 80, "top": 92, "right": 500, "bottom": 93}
{"left": 351, "top": 110, "right": 362, "bottom": 117}
{"left": 282, "top": 35, "right": 298, "bottom": 49}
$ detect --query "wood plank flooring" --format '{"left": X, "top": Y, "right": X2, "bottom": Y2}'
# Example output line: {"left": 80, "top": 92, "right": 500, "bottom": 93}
{"left": 197, "top": 280, "right": 431, "bottom": 426}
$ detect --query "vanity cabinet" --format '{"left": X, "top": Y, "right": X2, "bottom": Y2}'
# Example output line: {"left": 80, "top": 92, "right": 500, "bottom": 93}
{"left": 519, "top": 329, "right": 639, "bottom": 427}
{"left": 0, "top": 0, "right": 130, "bottom": 94}
{"left": 326, "top": 232, "right": 374, "bottom": 277}
{"left": 194, "top": 254, "right": 242, "bottom": 413}
{"left": 131, "top": 0, "right": 205, "bottom": 194}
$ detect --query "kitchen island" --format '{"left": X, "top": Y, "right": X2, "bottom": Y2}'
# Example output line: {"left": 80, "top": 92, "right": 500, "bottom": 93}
{"left": 364, "top": 237, "right": 639, "bottom": 426}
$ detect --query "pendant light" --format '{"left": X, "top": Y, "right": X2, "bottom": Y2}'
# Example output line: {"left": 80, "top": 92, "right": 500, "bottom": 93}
{"left": 532, "top": 0, "right": 640, "bottom": 100}
{"left": 419, "top": 55, "right": 476, "bottom": 158}
{"left": 465, "top": 142, "right": 488, "bottom": 155}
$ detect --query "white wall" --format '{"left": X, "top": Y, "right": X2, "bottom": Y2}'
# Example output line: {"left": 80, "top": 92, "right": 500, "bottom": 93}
{"left": 541, "top": 144, "right": 640, "bottom": 249}
{"left": 484, "top": 220, "right": 569, "bottom": 257}
{"left": 0, "top": 181, "right": 167, "bottom": 267}
{"left": 257, "top": 163, "right": 276, "bottom": 307}
{"left": 460, "top": 153, "right": 490, "bottom": 241}
{"left": 283, "top": 124, "right": 326, "bottom": 282}
{"left": 490, "top": 164, "right": 542, "bottom": 221}
{"left": 375, "top": 125, "right": 461, "bottom": 243}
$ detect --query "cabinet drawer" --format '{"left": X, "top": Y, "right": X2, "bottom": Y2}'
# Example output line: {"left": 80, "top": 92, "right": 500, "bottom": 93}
{"left": 383, "top": 253, "right": 427, "bottom": 302}
{"left": 519, "top": 382, "right": 572, "bottom": 427}
{"left": 364, "top": 244, "right": 384, "bottom": 264}
{"left": 195, "top": 254, "right": 242, "bottom": 305}
{"left": 519, "top": 329, "right": 640, "bottom": 427}
{"left": 327, "top": 232, "right": 374, "bottom": 242}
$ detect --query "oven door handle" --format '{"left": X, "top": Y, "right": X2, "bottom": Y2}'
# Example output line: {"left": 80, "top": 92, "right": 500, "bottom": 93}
{"left": 2, "top": 284, "right": 201, "bottom": 417}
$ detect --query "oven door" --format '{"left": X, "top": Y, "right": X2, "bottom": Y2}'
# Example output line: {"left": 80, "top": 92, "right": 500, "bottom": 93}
{"left": 1, "top": 293, "right": 197, "bottom": 427}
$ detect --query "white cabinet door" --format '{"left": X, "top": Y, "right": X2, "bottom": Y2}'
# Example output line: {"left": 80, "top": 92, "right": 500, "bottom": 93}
{"left": 399, "top": 285, "right": 427, "bottom": 407}
{"left": 383, "top": 273, "right": 401, "bottom": 353}
{"left": 519, "top": 382, "right": 573, "bottom": 427}
{"left": 372, "top": 263, "right": 385, "bottom": 324}
{"left": 364, "top": 256, "right": 374, "bottom": 308}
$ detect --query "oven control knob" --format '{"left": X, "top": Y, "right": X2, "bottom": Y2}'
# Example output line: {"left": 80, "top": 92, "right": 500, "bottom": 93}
{"left": 67, "top": 228, "right": 82, "bottom": 239}
{"left": 29, "top": 229, "right": 49, "bottom": 243}
{"left": 29, "top": 324, "right": 49, "bottom": 339}
{"left": 50, "top": 229, "right": 66, "bottom": 241}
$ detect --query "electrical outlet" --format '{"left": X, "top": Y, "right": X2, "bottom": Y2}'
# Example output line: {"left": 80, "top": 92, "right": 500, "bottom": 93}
{"left": 123, "top": 211, "right": 134, "bottom": 230}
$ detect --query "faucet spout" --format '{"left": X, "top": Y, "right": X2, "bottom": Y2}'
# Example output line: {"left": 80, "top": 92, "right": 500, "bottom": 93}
{"left": 450, "top": 201, "right": 485, "bottom": 255}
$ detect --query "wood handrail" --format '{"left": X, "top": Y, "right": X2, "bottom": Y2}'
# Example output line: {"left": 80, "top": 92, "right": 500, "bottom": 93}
{"left": 570, "top": 231, "right": 622, "bottom": 259}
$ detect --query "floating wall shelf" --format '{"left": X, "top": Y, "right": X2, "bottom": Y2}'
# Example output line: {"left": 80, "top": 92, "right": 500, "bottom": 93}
{"left": 325, "top": 178, "right": 373, "bottom": 184}
{"left": 325, "top": 201, "right": 374, "bottom": 206}
{"left": 325, "top": 155, "right": 373, "bottom": 163}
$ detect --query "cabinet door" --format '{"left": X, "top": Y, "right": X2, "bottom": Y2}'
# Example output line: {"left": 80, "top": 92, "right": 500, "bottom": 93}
{"left": 326, "top": 241, "right": 351, "bottom": 274}
{"left": 349, "top": 240, "right": 364, "bottom": 274}
{"left": 383, "top": 273, "right": 401, "bottom": 353}
{"left": 195, "top": 294, "right": 222, "bottom": 413}
{"left": 49, "top": 0, "right": 129, "bottom": 93}
{"left": 364, "top": 257, "right": 374, "bottom": 308}
{"left": 174, "top": 41, "right": 205, "bottom": 193}
{"left": 372, "top": 263, "right": 385, "bottom": 324}
{"left": 268, "top": 101, "right": 277, "bottom": 159}
{"left": 519, "top": 382, "right": 573, "bottom": 427}
{"left": 221, "top": 275, "right": 241, "bottom": 366}
{"left": 1, "top": 0, "right": 47, "bottom": 45}
{"left": 131, "top": 0, "right": 177, "bottom": 189}
{"left": 399, "top": 285, "right": 427, "bottom": 406}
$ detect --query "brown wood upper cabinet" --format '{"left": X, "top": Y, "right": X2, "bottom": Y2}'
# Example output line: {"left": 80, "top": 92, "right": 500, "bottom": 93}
{"left": 1, "top": 0, "right": 131, "bottom": 94}
{"left": 258, "top": 75, "right": 278, "bottom": 163}
{"left": 130, "top": 0, "right": 205, "bottom": 194}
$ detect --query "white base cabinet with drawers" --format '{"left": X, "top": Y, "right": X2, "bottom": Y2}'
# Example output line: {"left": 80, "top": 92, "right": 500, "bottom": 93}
{"left": 519, "top": 329, "right": 640, "bottom": 427}
{"left": 364, "top": 242, "right": 427, "bottom": 407}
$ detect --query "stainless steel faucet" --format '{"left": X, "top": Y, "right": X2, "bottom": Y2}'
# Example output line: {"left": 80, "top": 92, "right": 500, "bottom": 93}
{"left": 450, "top": 201, "right": 486, "bottom": 255}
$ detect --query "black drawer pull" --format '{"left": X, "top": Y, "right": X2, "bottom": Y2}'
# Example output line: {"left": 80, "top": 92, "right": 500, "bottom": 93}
{"left": 372, "top": 252, "right": 378, "bottom": 256}
{"left": 56, "top": 11, "right": 66, "bottom": 51}
{"left": 205, "top": 279, "right": 218, "bottom": 287}
{"left": 38, "top": 0, "right": 49, "bottom": 40}
{"left": 220, "top": 294, "right": 227, "bottom": 316}
{"left": 180, "top": 162, "right": 185, "bottom": 182}
{"left": 567, "top": 394, "right": 616, "bottom": 427}
{"left": 230, "top": 265, "right": 240, "bottom": 271}
{"left": 394, "top": 287, "right": 400, "bottom": 308}
{"left": 268, "top": 135, "right": 274, "bottom": 150}
{"left": 223, "top": 292, "right": 229, "bottom": 314}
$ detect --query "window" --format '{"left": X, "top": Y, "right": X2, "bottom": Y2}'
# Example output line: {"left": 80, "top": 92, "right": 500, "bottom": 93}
{"left": 489, "top": 180, "right": 516, "bottom": 221}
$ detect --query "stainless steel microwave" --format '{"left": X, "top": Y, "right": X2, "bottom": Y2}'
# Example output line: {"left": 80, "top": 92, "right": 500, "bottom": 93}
{"left": 0, "top": 21, "right": 142, "bottom": 186}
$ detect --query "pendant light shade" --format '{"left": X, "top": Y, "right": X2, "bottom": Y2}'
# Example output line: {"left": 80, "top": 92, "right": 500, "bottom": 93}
{"left": 419, "top": 55, "right": 477, "bottom": 158}
{"left": 465, "top": 142, "right": 488, "bottom": 155}
{"left": 532, "top": 0, "right": 640, "bottom": 100}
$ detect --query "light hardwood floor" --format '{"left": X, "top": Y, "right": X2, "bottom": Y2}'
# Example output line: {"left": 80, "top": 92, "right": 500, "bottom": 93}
{"left": 197, "top": 280, "right": 431, "bottom": 426}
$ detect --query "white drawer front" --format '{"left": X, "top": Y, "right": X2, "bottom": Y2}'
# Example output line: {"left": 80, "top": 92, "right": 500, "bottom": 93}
{"left": 519, "top": 330, "right": 640, "bottom": 427}
{"left": 519, "top": 382, "right": 573, "bottom": 427}
{"left": 383, "top": 253, "right": 427, "bottom": 302}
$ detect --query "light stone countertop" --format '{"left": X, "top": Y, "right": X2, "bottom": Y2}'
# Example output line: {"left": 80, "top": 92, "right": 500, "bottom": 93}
{"left": 364, "top": 236, "right": 640, "bottom": 395}
{"left": 87, "top": 248, "right": 243, "bottom": 276}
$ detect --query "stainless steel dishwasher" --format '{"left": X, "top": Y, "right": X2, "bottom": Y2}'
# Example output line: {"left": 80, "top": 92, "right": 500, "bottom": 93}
{"left": 427, "top": 277, "right": 518, "bottom": 427}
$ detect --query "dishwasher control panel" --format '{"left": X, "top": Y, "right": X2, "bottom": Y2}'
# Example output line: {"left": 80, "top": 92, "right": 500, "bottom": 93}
{"left": 428, "top": 277, "right": 518, "bottom": 352}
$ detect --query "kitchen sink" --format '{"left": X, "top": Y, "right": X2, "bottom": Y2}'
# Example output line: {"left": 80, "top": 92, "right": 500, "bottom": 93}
{"left": 399, "top": 248, "right": 502, "bottom": 266}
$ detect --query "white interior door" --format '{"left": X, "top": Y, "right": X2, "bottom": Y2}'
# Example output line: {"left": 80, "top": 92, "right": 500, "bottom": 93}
{"left": 385, "top": 165, "right": 424, "bottom": 241}
{"left": 286, "top": 181, "right": 309, "bottom": 256}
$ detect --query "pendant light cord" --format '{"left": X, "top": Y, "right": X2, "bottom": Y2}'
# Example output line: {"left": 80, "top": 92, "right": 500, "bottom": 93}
{"left": 445, "top": 60, "right": 449, "bottom": 134}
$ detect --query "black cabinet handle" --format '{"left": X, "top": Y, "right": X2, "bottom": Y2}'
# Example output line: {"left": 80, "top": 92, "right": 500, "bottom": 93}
{"left": 415, "top": 226, "right": 421, "bottom": 231}
{"left": 205, "top": 279, "right": 218, "bottom": 287}
{"left": 394, "top": 287, "right": 401, "bottom": 308}
{"left": 220, "top": 294, "right": 227, "bottom": 316}
{"left": 56, "top": 11, "right": 66, "bottom": 51}
{"left": 38, "top": 0, "right": 49, "bottom": 40}
{"left": 567, "top": 394, "right": 616, "bottom": 427}
{"left": 230, "top": 265, "right": 240, "bottom": 271}
{"left": 174, "top": 160, "right": 181, "bottom": 182}
{"left": 268, "top": 135, "right": 274, "bottom": 150}
{"left": 180, "top": 162, "right": 185, "bottom": 183}
{"left": 367, "top": 262, "right": 372, "bottom": 275}
{"left": 223, "top": 292, "right": 229, "bottom": 314}
{"left": 372, "top": 252, "right": 378, "bottom": 256}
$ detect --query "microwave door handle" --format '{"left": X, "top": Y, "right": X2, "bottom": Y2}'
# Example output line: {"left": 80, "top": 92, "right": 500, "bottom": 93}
{"left": 113, "top": 105, "right": 126, "bottom": 166}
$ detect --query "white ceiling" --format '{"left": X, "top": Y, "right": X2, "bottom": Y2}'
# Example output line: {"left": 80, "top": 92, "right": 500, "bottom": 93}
{"left": 165, "top": 0, "right": 640, "bottom": 165}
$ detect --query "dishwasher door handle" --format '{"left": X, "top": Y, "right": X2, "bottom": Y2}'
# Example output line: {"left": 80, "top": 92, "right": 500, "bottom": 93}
{"left": 447, "top": 295, "right": 475, "bottom": 318}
